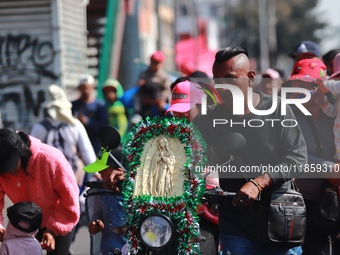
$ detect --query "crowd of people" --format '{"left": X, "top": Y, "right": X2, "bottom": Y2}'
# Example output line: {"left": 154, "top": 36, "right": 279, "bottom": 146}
{"left": 0, "top": 41, "right": 339, "bottom": 255}
{"left": 0, "top": 50, "right": 172, "bottom": 255}
{"left": 101, "top": 42, "right": 340, "bottom": 255}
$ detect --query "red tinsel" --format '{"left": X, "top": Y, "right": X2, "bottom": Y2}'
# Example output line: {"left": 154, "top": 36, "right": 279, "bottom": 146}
{"left": 167, "top": 124, "right": 176, "bottom": 133}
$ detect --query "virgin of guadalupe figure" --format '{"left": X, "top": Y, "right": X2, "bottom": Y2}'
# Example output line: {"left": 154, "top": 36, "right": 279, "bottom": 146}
{"left": 149, "top": 137, "right": 176, "bottom": 196}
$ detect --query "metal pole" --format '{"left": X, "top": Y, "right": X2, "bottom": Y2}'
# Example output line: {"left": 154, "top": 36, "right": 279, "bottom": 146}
{"left": 156, "top": 0, "right": 161, "bottom": 50}
{"left": 268, "top": 0, "right": 277, "bottom": 66}
{"left": 185, "top": 0, "right": 199, "bottom": 70}
{"left": 258, "top": 0, "right": 269, "bottom": 70}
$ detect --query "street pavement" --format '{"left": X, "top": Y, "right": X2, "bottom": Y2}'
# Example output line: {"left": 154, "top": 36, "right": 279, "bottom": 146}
{"left": 69, "top": 226, "right": 91, "bottom": 255}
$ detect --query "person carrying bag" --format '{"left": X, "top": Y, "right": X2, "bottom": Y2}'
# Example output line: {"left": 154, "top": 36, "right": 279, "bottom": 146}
{"left": 255, "top": 179, "right": 306, "bottom": 248}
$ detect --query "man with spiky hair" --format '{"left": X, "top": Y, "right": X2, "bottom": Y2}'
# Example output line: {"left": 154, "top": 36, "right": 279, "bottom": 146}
{"left": 198, "top": 46, "right": 307, "bottom": 255}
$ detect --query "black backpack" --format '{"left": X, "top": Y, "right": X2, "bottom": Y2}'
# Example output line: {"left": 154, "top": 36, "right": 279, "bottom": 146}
{"left": 40, "top": 119, "right": 79, "bottom": 172}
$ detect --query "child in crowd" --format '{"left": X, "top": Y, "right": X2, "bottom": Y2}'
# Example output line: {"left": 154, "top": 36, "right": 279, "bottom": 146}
{"left": 166, "top": 80, "right": 204, "bottom": 121}
{"left": 166, "top": 79, "right": 219, "bottom": 255}
{"left": 166, "top": 79, "right": 218, "bottom": 187}
{"left": 83, "top": 147, "right": 126, "bottom": 255}
{"left": 0, "top": 201, "right": 43, "bottom": 255}
{"left": 102, "top": 79, "right": 128, "bottom": 140}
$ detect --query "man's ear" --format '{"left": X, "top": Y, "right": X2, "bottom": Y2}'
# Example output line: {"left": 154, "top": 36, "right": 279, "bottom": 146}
{"left": 247, "top": 70, "right": 256, "bottom": 79}
{"left": 248, "top": 70, "right": 256, "bottom": 84}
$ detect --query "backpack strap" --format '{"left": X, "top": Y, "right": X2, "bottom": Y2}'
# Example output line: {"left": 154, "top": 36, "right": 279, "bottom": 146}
{"left": 40, "top": 120, "right": 79, "bottom": 172}
{"left": 39, "top": 119, "right": 56, "bottom": 143}
{"left": 291, "top": 178, "right": 299, "bottom": 192}
{"left": 40, "top": 119, "right": 53, "bottom": 130}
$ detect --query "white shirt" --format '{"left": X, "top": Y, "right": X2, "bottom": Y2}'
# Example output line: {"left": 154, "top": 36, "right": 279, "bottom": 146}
{"left": 30, "top": 118, "right": 96, "bottom": 166}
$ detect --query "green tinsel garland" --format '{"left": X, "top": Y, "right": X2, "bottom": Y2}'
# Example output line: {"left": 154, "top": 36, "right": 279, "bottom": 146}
{"left": 122, "top": 117, "right": 207, "bottom": 255}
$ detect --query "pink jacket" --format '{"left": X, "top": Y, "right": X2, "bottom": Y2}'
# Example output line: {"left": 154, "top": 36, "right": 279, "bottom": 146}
{"left": 0, "top": 136, "right": 80, "bottom": 236}
{"left": 0, "top": 222, "right": 42, "bottom": 255}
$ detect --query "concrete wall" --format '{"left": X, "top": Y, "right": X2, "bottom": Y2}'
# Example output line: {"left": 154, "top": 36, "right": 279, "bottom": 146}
{"left": 0, "top": 0, "right": 87, "bottom": 132}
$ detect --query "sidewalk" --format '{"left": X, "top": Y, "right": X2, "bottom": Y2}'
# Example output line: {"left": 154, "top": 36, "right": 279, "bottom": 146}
{"left": 69, "top": 227, "right": 91, "bottom": 255}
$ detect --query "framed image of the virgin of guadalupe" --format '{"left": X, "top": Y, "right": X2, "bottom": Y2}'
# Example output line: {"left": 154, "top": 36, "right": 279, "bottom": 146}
{"left": 122, "top": 117, "right": 207, "bottom": 254}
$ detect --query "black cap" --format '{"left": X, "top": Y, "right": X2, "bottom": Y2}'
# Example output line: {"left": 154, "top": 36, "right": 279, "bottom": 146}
{"left": 7, "top": 201, "right": 42, "bottom": 233}
{"left": 289, "top": 40, "right": 321, "bottom": 59}
{"left": 0, "top": 129, "right": 22, "bottom": 173}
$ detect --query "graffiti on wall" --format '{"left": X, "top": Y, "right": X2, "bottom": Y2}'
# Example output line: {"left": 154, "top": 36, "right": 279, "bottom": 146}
{"left": 0, "top": 34, "right": 59, "bottom": 131}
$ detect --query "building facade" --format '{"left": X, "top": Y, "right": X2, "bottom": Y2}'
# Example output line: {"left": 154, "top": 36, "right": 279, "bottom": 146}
{"left": 0, "top": 0, "right": 88, "bottom": 131}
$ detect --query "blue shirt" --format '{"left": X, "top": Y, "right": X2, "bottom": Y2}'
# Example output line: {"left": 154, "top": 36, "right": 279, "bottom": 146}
{"left": 91, "top": 193, "right": 126, "bottom": 254}
{"left": 72, "top": 99, "right": 109, "bottom": 153}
